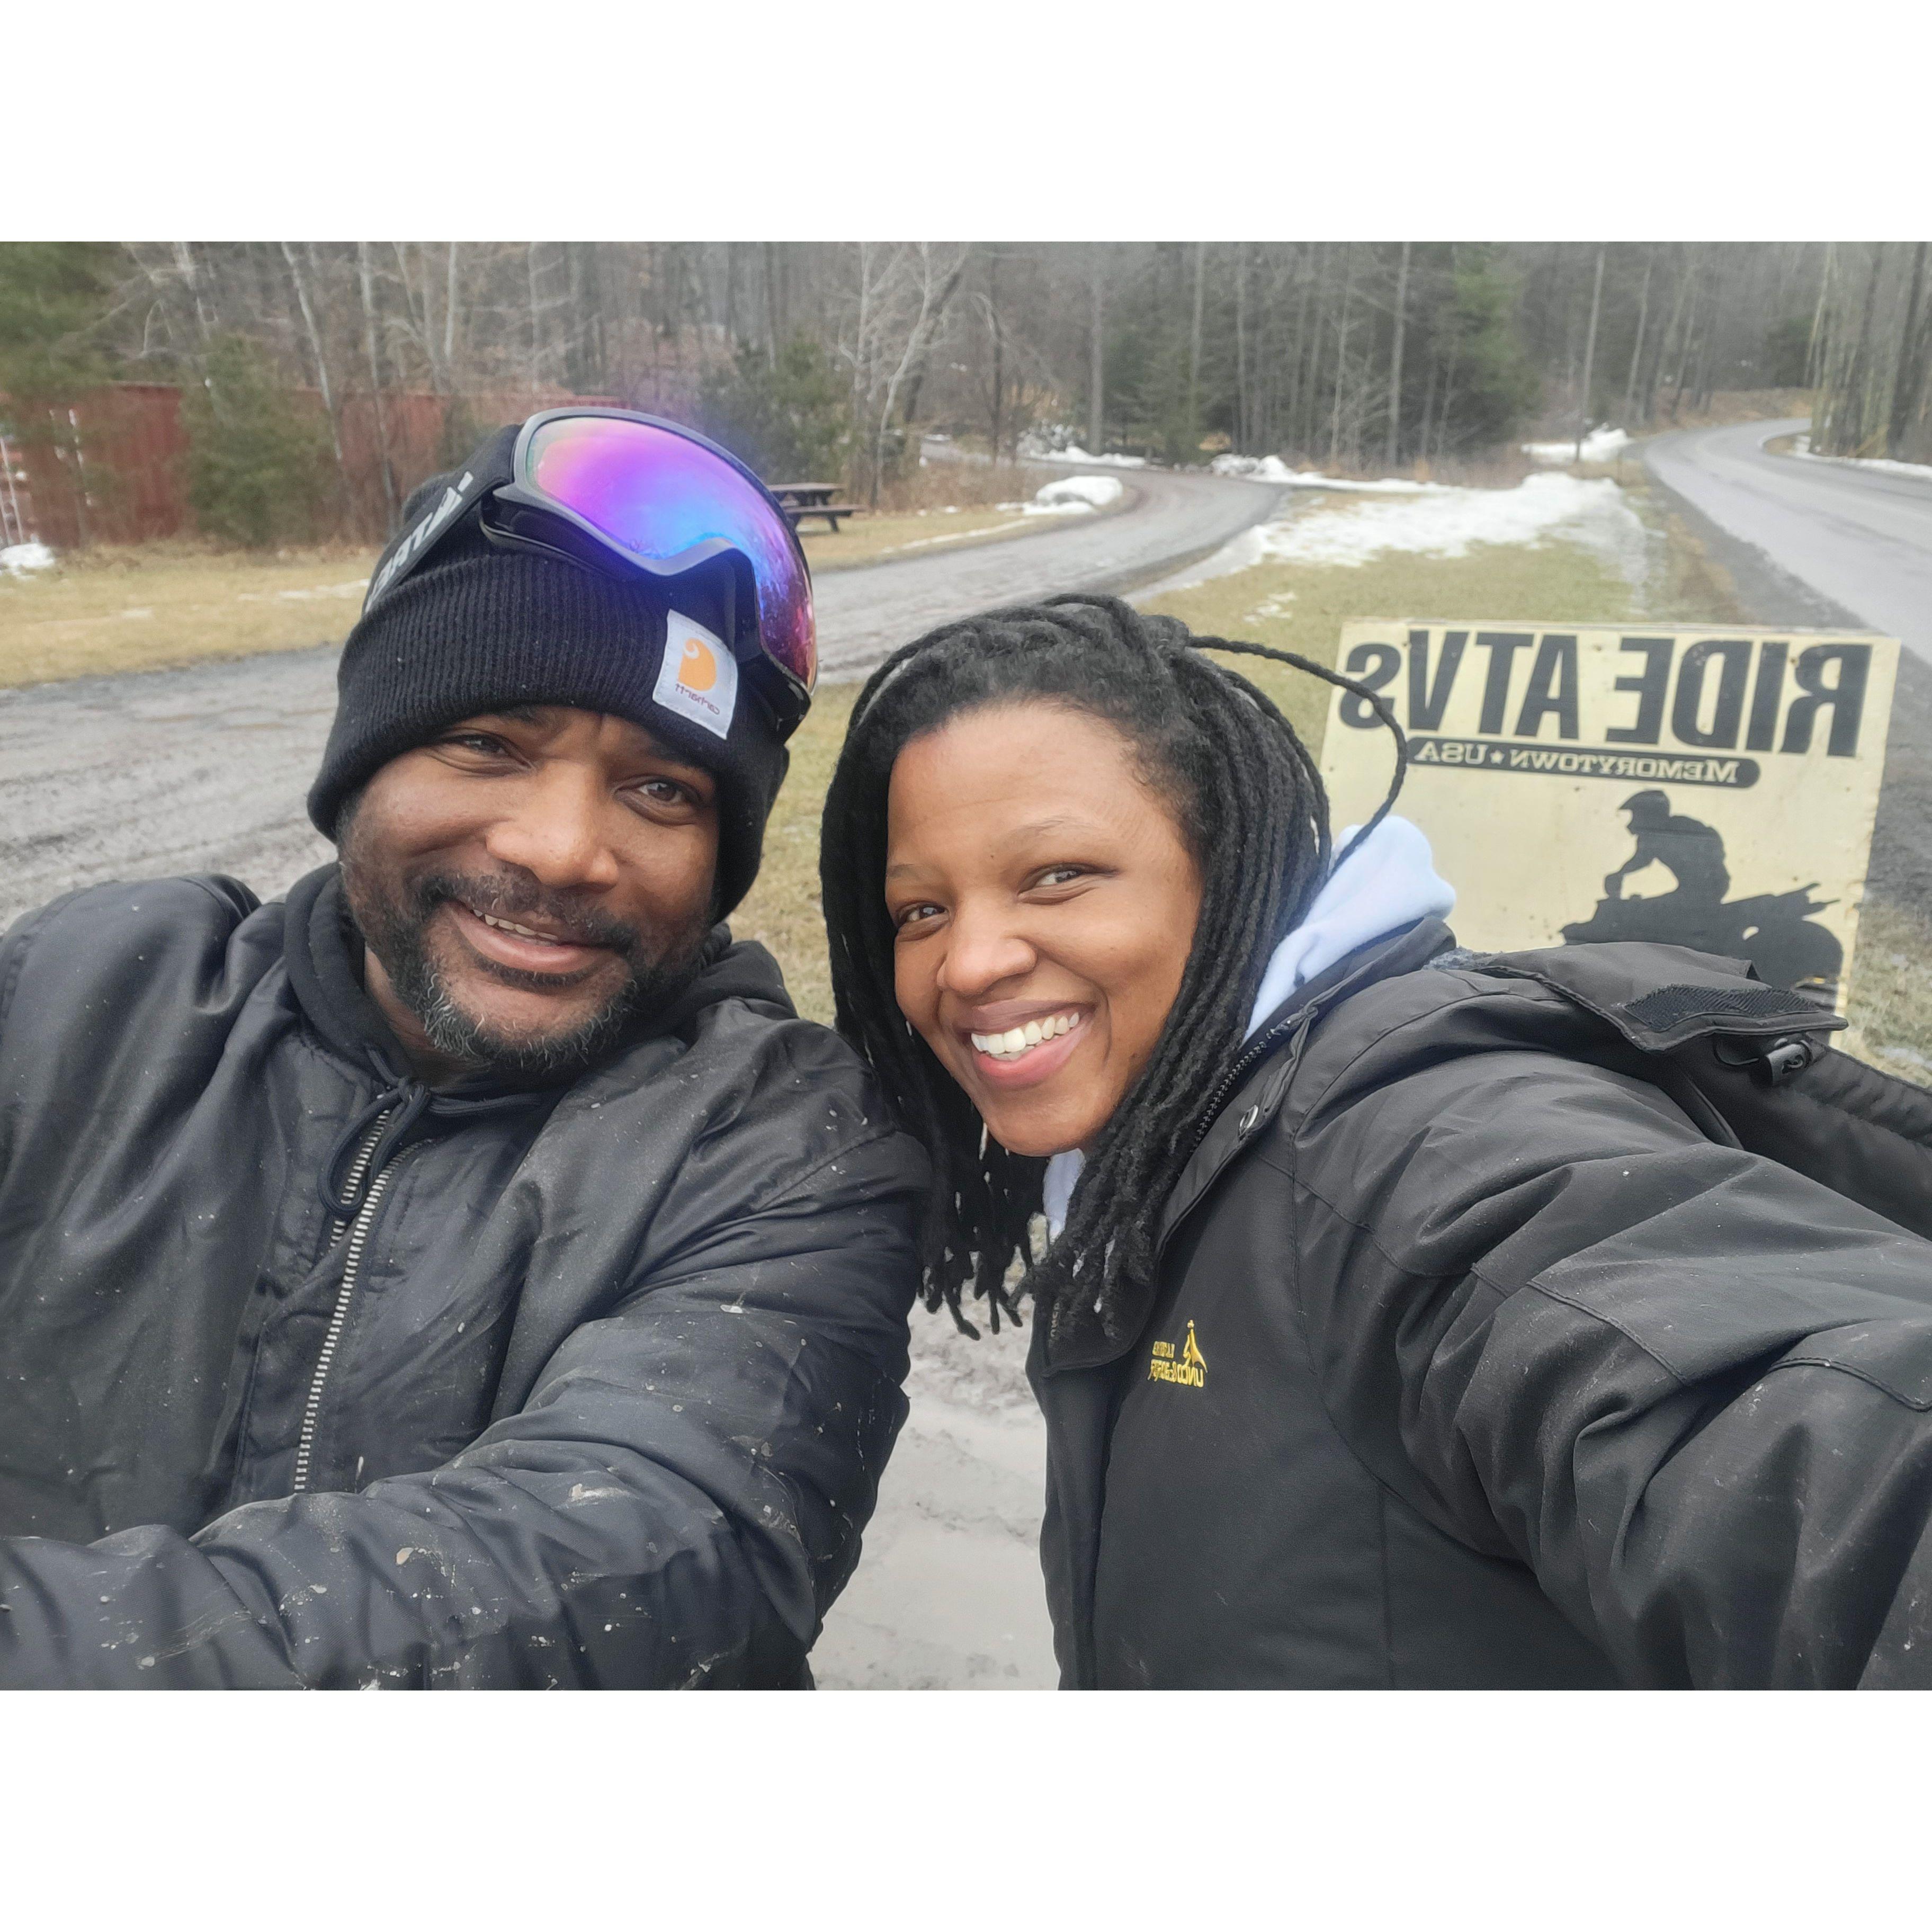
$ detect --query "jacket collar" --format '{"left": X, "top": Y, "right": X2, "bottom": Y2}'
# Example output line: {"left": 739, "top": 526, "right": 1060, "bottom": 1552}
{"left": 1037, "top": 916, "right": 1456, "bottom": 1376}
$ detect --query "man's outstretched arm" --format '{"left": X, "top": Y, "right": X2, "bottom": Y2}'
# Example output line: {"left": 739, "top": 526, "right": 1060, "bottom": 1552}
{"left": 0, "top": 1137, "right": 922, "bottom": 1688}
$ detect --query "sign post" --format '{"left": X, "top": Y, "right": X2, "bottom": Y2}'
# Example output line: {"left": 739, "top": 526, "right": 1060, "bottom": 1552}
{"left": 1317, "top": 620, "right": 1900, "bottom": 1008}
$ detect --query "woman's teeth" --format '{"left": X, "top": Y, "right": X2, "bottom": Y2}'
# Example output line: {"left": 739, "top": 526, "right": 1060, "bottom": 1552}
{"left": 971, "top": 1012, "right": 1081, "bottom": 1061}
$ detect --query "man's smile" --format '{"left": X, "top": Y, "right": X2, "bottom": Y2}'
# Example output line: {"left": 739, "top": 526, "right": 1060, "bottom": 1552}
{"left": 444, "top": 898, "right": 616, "bottom": 979}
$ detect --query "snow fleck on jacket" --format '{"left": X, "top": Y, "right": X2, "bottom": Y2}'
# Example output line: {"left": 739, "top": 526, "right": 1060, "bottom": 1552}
{"left": 0, "top": 866, "right": 925, "bottom": 1688}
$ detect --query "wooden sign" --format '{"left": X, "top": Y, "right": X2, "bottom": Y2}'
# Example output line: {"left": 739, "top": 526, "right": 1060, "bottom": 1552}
{"left": 1317, "top": 620, "right": 1900, "bottom": 1008}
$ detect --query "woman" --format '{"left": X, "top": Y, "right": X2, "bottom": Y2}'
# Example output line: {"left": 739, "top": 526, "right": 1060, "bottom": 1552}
{"left": 821, "top": 595, "right": 1932, "bottom": 1689}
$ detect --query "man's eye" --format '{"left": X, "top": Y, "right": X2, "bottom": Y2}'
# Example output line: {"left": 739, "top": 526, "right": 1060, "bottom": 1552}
{"left": 444, "top": 732, "right": 510, "bottom": 756}
{"left": 638, "top": 777, "right": 694, "bottom": 806}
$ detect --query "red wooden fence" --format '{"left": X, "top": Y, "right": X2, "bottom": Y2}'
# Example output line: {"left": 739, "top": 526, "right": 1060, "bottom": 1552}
{"left": 3, "top": 383, "right": 624, "bottom": 551}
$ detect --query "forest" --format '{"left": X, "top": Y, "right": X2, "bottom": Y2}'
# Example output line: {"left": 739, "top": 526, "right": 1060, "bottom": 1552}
{"left": 2, "top": 240, "right": 1926, "bottom": 549}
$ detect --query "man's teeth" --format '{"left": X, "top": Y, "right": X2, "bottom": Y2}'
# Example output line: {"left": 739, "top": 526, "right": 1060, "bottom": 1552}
{"left": 970, "top": 1012, "right": 1082, "bottom": 1061}
{"left": 473, "top": 909, "right": 564, "bottom": 944}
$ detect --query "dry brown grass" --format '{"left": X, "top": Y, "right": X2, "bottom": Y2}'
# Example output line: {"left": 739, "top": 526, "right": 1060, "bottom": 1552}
{"left": 729, "top": 681, "right": 859, "bottom": 1027}
{"left": 0, "top": 541, "right": 380, "bottom": 687}
{"left": 799, "top": 506, "right": 1042, "bottom": 571}
{"left": 1841, "top": 899, "right": 1932, "bottom": 1088}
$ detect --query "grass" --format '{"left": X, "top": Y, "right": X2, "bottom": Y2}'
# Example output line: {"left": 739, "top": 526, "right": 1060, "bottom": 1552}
{"left": 799, "top": 505, "right": 1052, "bottom": 571}
{"left": 1840, "top": 900, "right": 1932, "bottom": 1087}
{"left": 1139, "top": 512, "right": 1650, "bottom": 761}
{"left": 0, "top": 541, "right": 381, "bottom": 687}
{"left": 730, "top": 681, "right": 860, "bottom": 1027}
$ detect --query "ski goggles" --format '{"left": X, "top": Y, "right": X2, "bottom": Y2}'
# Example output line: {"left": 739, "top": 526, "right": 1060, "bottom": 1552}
{"left": 362, "top": 408, "right": 817, "bottom": 737}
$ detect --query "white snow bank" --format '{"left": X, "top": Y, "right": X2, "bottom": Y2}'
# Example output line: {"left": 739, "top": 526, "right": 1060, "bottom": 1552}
{"left": 1523, "top": 425, "right": 1632, "bottom": 464}
{"left": 0, "top": 542, "right": 55, "bottom": 576}
{"left": 1036, "top": 443, "right": 1148, "bottom": 469}
{"left": 1256, "top": 471, "right": 1645, "bottom": 574}
{"left": 1789, "top": 433, "right": 1932, "bottom": 483}
{"left": 1026, "top": 473, "right": 1125, "bottom": 515}
{"left": 1211, "top": 452, "right": 1443, "bottom": 494}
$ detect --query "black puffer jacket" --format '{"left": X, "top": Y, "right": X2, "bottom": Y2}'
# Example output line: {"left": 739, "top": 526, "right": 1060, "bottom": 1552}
{"left": 0, "top": 866, "right": 925, "bottom": 1688}
{"left": 1033, "top": 921, "right": 1932, "bottom": 1689}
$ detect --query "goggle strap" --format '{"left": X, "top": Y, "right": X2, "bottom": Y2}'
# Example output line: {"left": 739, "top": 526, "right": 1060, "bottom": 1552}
{"left": 360, "top": 424, "right": 518, "bottom": 618}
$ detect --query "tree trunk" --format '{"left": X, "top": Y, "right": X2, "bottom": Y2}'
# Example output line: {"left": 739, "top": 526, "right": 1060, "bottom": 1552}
{"left": 1088, "top": 245, "right": 1105, "bottom": 452}
{"left": 1575, "top": 244, "right": 1605, "bottom": 458}
{"left": 357, "top": 241, "right": 400, "bottom": 529}
{"left": 1621, "top": 248, "right": 1653, "bottom": 426}
{"left": 1385, "top": 239, "right": 1411, "bottom": 468}
{"left": 281, "top": 241, "right": 350, "bottom": 516}
{"left": 1888, "top": 241, "right": 1929, "bottom": 456}
{"left": 1188, "top": 240, "right": 1206, "bottom": 449}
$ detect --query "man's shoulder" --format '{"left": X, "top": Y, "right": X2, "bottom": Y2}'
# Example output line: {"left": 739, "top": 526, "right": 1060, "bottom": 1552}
{"left": 580, "top": 949, "right": 924, "bottom": 1203}
{"left": 1, "top": 874, "right": 283, "bottom": 1024}
{"left": 8, "top": 873, "right": 264, "bottom": 947}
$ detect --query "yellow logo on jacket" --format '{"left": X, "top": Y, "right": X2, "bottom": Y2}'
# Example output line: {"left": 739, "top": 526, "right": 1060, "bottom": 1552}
{"left": 1148, "top": 1319, "right": 1206, "bottom": 1389}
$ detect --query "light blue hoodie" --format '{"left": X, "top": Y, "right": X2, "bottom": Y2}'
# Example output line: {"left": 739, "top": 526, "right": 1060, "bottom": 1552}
{"left": 1042, "top": 816, "right": 1454, "bottom": 1236}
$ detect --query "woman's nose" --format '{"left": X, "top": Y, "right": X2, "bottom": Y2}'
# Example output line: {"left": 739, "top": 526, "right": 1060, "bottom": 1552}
{"left": 938, "top": 899, "right": 1036, "bottom": 997}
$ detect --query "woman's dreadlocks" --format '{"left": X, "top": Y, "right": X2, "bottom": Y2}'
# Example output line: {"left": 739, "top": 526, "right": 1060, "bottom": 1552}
{"left": 819, "top": 594, "right": 1406, "bottom": 1356}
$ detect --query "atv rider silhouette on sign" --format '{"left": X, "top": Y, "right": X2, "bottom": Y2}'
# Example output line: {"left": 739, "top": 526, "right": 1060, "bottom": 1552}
{"left": 1563, "top": 789, "right": 1841, "bottom": 1000}
{"left": 1603, "top": 790, "right": 1730, "bottom": 909}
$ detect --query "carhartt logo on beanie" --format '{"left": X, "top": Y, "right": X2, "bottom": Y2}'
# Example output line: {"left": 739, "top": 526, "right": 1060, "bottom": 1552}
{"left": 308, "top": 478, "right": 788, "bottom": 919}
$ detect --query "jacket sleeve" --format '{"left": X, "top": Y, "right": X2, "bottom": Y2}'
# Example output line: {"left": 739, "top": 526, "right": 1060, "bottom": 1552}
{"left": 0, "top": 1128, "right": 923, "bottom": 1689}
{"left": 1295, "top": 1039, "right": 1932, "bottom": 1688}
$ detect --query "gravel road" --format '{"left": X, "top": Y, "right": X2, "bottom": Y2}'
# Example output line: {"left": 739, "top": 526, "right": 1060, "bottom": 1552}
{"left": 1642, "top": 419, "right": 1932, "bottom": 915}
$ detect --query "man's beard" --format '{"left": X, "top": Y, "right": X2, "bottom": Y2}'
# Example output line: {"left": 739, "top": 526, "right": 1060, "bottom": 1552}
{"left": 339, "top": 838, "right": 711, "bottom": 1085}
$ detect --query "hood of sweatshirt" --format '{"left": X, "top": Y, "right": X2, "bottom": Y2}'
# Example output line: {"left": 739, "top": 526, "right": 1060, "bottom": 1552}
{"left": 1042, "top": 816, "right": 1454, "bottom": 1235}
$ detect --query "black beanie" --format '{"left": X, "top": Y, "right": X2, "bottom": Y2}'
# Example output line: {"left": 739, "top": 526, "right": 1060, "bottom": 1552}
{"left": 309, "top": 486, "right": 790, "bottom": 919}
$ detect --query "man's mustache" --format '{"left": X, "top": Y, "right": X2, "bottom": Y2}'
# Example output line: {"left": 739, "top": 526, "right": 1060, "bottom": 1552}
{"left": 415, "top": 870, "right": 643, "bottom": 955}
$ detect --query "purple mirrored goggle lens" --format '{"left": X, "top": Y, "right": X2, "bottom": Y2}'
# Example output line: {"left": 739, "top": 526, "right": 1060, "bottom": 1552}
{"left": 522, "top": 415, "right": 816, "bottom": 691}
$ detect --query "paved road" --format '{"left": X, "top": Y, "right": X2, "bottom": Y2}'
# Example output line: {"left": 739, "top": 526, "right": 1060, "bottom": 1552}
{"left": 1645, "top": 418, "right": 1932, "bottom": 663}
{"left": 0, "top": 466, "right": 1283, "bottom": 932}
{"left": 815, "top": 462, "right": 1282, "bottom": 676}
{"left": 1643, "top": 420, "right": 1932, "bottom": 915}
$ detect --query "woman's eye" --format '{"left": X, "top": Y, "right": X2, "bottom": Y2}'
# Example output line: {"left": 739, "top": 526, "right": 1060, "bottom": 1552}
{"left": 1032, "top": 864, "right": 1087, "bottom": 889}
{"left": 893, "top": 902, "right": 943, "bottom": 931}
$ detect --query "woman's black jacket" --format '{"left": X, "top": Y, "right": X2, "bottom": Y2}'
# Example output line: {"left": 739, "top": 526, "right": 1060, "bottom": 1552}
{"left": 1030, "top": 919, "right": 1932, "bottom": 1688}
{"left": 0, "top": 867, "right": 925, "bottom": 1687}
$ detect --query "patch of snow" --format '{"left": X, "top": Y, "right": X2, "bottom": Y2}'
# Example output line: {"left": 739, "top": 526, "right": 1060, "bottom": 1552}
{"left": 1, "top": 542, "right": 56, "bottom": 576}
{"left": 1026, "top": 474, "right": 1125, "bottom": 515}
{"left": 1522, "top": 426, "right": 1632, "bottom": 465}
{"left": 1034, "top": 443, "right": 1149, "bottom": 469}
{"left": 1788, "top": 433, "right": 1932, "bottom": 484}
{"left": 1133, "top": 524, "right": 1274, "bottom": 599}
{"left": 1257, "top": 471, "right": 1645, "bottom": 576}
{"left": 1210, "top": 452, "right": 1443, "bottom": 494}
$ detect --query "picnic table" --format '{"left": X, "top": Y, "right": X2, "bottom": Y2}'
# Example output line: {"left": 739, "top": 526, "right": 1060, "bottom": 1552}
{"left": 770, "top": 481, "right": 864, "bottom": 533}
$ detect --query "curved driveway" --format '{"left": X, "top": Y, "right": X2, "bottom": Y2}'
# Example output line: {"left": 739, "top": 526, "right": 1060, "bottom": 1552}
{"left": 816, "top": 464, "right": 1283, "bottom": 676}
{"left": 0, "top": 466, "right": 1282, "bottom": 930}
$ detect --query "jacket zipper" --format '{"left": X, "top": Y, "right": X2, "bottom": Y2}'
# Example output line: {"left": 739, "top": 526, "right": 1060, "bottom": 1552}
{"left": 291, "top": 1112, "right": 394, "bottom": 1495}
{"left": 1184, "top": 1005, "right": 1314, "bottom": 1158}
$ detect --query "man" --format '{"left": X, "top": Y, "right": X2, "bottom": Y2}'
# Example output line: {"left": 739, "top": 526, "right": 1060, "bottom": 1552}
{"left": 0, "top": 409, "right": 926, "bottom": 1688}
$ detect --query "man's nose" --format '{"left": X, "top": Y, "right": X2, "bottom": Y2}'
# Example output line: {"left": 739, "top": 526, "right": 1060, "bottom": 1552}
{"left": 937, "top": 897, "right": 1036, "bottom": 998}
{"left": 482, "top": 766, "right": 621, "bottom": 890}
